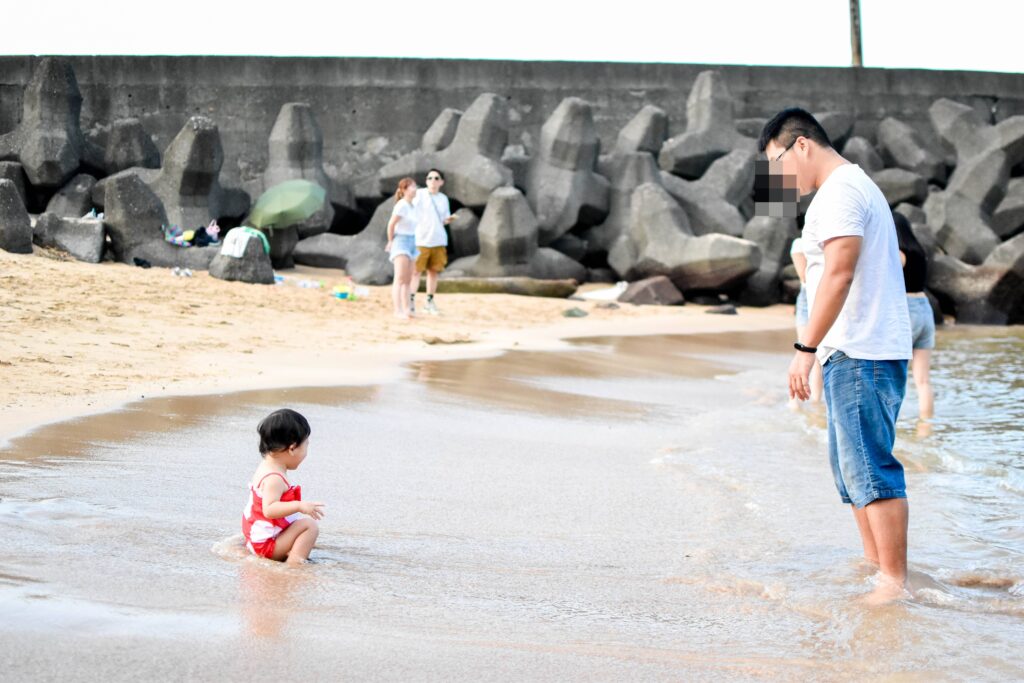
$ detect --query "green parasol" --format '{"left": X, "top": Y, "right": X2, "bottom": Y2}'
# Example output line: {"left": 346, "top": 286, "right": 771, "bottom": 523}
{"left": 247, "top": 179, "right": 327, "bottom": 229}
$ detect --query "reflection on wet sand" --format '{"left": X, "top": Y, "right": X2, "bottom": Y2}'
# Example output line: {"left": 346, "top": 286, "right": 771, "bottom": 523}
{"left": 239, "top": 559, "right": 306, "bottom": 639}
{"left": 408, "top": 329, "right": 795, "bottom": 417}
{"left": 2, "top": 385, "right": 379, "bottom": 462}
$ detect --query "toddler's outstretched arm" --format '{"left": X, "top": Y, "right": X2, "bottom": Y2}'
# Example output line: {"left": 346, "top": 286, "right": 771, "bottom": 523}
{"left": 260, "top": 477, "right": 325, "bottom": 520}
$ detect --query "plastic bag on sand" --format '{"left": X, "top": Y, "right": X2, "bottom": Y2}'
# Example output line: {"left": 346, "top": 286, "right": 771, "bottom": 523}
{"left": 578, "top": 281, "right": 629, "bottom": 301}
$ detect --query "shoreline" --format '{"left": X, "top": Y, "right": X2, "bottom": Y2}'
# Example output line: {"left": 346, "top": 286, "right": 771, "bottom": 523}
{"left": 0, "top": 249, "right": 794, "bottom": 446}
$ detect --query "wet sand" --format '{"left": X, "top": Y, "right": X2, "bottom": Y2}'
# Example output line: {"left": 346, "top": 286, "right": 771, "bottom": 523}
{"left": 1, "top": 328, "right": 1022, "bottom": 681}
{"left": 0, "top": 248, "right": 792, "bottom": 445}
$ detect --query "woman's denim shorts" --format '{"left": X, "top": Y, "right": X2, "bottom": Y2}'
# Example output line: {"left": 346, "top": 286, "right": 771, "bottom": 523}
{"left": 907, "top": 296, "right": 936, "bottom": 350}
{"left": 822, "top": 350, "right": 909, "bottom": 508}
{"left": 389, "top": 233, "right": 419, "bottom": 263}
{"left": 795, "top": 286, "right": 809, "bottom": 327}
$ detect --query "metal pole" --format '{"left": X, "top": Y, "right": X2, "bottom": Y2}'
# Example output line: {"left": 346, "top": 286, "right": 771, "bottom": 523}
{"left": 850, "top": 0, "right": 864, "bottom": 67}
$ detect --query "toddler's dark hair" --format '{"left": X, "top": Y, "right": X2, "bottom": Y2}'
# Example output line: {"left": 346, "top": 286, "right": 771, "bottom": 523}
{"left": 257, "top": 409, "right": 311, "bottom": 455}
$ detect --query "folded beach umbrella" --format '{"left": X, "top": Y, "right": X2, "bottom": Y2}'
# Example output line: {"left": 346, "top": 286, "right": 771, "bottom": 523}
{"left": 247, "top": 179, "right": 327, "bottom": 229}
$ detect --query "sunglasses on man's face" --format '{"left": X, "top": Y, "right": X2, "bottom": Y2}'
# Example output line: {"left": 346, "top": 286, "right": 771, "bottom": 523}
{"left": 427, "top": 176, "right": 442, "bottom": 181}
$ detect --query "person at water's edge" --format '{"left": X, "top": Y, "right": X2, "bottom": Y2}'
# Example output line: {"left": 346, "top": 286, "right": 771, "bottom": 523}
{"left": 759, "top": 109, "right": 913, "bottom": 602}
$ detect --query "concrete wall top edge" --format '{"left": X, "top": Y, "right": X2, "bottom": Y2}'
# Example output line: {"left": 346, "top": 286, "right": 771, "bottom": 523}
{"left": 1, "top": 55, "right": 1021, "bottom": 95}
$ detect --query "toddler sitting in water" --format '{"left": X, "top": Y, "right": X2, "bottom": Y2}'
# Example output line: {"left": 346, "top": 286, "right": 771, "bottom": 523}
{"left": 241, "top": 409, "right": 324, "bottom": 564}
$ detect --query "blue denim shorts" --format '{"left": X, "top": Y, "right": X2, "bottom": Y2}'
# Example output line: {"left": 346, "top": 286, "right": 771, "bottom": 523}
{"left": 795, "top": 286, "right": 809, "bottom": 327}
{"left": 822, "top": 350, "right": 909, "bottom": 508}
{"left": 389, "top": 233, "right": 419, "bottom": 263}
{"left": 907, "top": 296, "right": 935, "bottom": 350}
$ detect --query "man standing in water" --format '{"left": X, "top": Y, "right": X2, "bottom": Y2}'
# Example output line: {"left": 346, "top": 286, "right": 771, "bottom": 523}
{"left": 759, "top": 109, "right": 912, "bottom": 603}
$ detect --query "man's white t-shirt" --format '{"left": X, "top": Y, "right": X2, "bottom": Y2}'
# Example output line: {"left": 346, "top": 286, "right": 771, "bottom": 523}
{"left": 390, "top": 199, "right": 416, "bottom": 236}
{"left": 802, "top": 164, "right": 911, "bottom": 363}
{"left": 413, "top": 188, "right": 450, "bottom": 247}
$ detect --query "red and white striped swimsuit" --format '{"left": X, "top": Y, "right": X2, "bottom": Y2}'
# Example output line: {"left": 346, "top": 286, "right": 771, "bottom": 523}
{"left": 241, "top": 472, "right": 302, "bottom": 558}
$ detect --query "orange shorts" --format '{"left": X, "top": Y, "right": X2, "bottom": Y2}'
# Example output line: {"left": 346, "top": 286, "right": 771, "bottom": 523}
{"left": 415, "top": 245, "right": 448, "bottom": 272}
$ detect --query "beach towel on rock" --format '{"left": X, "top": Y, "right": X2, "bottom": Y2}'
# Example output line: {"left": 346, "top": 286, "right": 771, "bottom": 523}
{"left": 221, "top": 227, "right": 271, "bottom": 259}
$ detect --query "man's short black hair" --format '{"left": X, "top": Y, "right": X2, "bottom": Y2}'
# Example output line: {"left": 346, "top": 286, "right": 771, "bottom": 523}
{"left": 758, "top": 108, "right": 833, "bottom": 154}
{"left": 427, "top": 168, "right": 445, "bottom": 180}
{"left": 257, "top": 408, "right": 311, "bottom": 455}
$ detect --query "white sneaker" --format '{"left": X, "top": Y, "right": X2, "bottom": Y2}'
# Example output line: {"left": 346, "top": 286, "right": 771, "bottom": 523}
{"left": 425, "top": 299, "right": 439, "bottom": 315}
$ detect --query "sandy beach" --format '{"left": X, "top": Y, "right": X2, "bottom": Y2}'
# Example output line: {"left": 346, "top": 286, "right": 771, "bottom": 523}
{"left": 0, "top": 248, "right": 794, "bottom": 443}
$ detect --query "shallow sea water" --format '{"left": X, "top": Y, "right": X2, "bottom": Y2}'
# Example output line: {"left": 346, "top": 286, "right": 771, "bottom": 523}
{"left": 1, "top": 326, "right": 1021, "bottom": 681}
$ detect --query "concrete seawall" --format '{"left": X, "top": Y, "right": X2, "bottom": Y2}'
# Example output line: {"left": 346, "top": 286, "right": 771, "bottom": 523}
{"left": 2, "top": 56, "right": 1022, "bottom": 187}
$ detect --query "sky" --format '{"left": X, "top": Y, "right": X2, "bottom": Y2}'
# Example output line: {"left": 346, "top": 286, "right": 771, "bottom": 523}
{"left": 6, "top": 0, "right": 1021, "bottom": 74}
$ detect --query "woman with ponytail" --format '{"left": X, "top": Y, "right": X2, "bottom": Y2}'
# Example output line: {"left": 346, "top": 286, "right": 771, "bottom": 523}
{"left": 385, "top": 178, "right": 419, "bottom": 319}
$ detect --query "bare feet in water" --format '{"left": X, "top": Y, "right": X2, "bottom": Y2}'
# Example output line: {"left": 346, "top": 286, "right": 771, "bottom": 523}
{"left": 861, "top": 572, "right": 910, "bottom": 606}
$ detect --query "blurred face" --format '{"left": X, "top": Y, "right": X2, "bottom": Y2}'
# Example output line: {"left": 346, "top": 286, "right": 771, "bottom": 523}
{"left": 403, "top": 183, "right": 418, "bottom": 201}
{"left": 425, "top": 172, "right": 444, "bottom": 193}
{"left": 754, "top": 135, "right": 815, "bottom": 219}
{"left": 763, "top": 136, "right": 814, "bottom": 197}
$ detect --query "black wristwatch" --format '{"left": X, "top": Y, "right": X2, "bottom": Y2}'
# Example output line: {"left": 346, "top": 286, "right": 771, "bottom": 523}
{"left": 794, "top": 342, "right": 818, "bottom": 354}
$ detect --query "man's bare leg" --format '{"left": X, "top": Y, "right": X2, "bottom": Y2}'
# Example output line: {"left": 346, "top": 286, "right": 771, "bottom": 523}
{"left": 865, "top": 498, "right": 908, "bottom": 581}
{"left": 426, "top": 269, "right": 439, "bottom": 296}
{"left": 851, "top": 504, "right": 879, "bottom": 565}
{"left": 860, "top": 498, "right": 909, "bottom": 604}
{"left": 409, "top": 269, "right": 422, "bottom": 314}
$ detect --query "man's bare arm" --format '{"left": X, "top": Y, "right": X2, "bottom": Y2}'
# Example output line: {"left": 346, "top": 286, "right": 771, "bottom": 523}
{"left": 802, "top": 235, "right": 862, "bottom": 348}
{"left": 789, "top": 235, "right": 862, "bottom": 400}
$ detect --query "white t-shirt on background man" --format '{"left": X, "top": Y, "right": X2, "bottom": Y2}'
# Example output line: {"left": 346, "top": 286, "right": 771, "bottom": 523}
{"left": 413, "top": 188, "right": 450, "bottom": 247}
{"left": 801, "top": 164, "right": 912, "bottom": 363}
